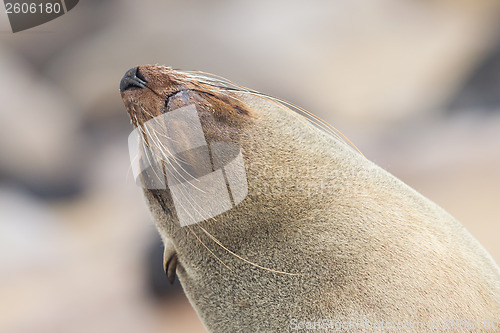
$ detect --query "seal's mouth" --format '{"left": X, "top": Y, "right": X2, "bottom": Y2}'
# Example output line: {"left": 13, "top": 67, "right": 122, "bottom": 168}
{"left": 120, "top": 66, "right": 174, "bottom": 128}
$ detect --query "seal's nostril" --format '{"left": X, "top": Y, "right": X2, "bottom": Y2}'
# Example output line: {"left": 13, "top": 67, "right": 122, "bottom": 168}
{"left": 135, "top": 68, "right": 147, "bottom": 83}
{"left": 120, "top": 67, "right": 148, "bottom": 92}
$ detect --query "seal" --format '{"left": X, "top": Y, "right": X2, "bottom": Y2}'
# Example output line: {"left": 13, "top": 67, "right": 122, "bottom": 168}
{"left": 120, "top": 65, "right": 500, "bottom": 332}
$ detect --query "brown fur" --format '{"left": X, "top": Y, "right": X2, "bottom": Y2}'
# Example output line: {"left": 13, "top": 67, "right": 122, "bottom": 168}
{"left": 121, "top": 65, "right": 500, "bottom": 332}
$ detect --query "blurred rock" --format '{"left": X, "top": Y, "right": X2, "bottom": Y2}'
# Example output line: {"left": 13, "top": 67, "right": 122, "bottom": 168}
{"left": 0, "top": 186, "right": 71, "bottom": 332}
{"left": 0, "top": 186, "right": 69, "bottom": 278}
{"left": 448, "top": 33, "right": 500, "bottom": 112}
{"left": 1, "top": 0, "right": 117, "bottom": 70}
{"left": 0, "top": 49, "right": 87, "bottom": 199}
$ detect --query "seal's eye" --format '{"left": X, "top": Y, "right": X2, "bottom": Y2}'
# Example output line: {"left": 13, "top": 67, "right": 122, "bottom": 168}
{"left": 164, "top": 90, "right": 192, "bottom": 109}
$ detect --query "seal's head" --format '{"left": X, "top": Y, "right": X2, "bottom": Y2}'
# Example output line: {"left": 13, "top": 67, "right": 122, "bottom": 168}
{"left": 120, "top": 65, "right": 252, "bottom": 144}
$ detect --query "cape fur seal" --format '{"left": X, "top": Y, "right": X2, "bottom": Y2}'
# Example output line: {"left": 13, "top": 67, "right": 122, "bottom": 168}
{"left": 120, "top": 65, "right": 500, "bottom": 332}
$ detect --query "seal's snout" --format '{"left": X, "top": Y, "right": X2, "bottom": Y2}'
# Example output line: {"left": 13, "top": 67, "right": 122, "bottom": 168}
{"left": 120, "top": 67, "right": 148, "bottom": 92}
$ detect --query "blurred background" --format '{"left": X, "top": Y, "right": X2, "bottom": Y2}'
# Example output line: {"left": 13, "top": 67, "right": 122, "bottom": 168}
{"left": 1, "top": 0, "right": 500, "bottom": 332}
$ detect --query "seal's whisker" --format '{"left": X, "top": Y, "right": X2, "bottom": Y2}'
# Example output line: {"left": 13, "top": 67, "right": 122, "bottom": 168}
{"left": 272, "top": 98, "right": 364, "bottom": 157}
{"left": 156, "top": 148, "right": 198, "bottom": 184}
{"left": 154, "top": 161, "right": 215, "bottom": 232}
{"left": 138, "top": 111, "right": 202, "bottom": 187}
{"left": 141, "top": 123, "right": 183, "bottom": 184}
{"left": 133, "top": 111, "right": 152, "bottom": 148}
{"left": 153, "top": 166, "right": 232, "bottom": 267}
{"left": 137, "top": 118, "right": 174, "bottom": 188}
{"left": 149, "top": 127, "right": 204, "bottom": 190}
{"left": 142, "top": 143, "right": 212, "bottom": 225}
{"left": 165, "top": 164, "right": 305, "bottom": 275}
{"left": 181, "top": 70, "right": 364, "bottom": 157}
{"left": 172, "top": 184, "right": 214, "bottom": 225}
{"left": 145, "top": 127, "right": 191, "bottom": 167}
{"left": 178, "top": 77, "right": 248, "bottom": 106}
{"left": 234, "top": 90, "right": 344, "bottom": 146}
{"left": 134, "top": 114, "right": 166, "bottom": 189}
{"left": 133, "top": 105, "right": 200, "bottom": 186}
{"left": 186, "top": 225, "right": 233, "bottom": 272}
{"left": 139, "top": 139, "right": 166, "bottom": 186}
{"left": 139, "top": 104, "right": 154, "bottom": 118}
{"left": 152, "top": 130, "right": 183, "bottom": 146}
{"left": 198, "top": 225, "right": 303, "bottom": 276}
{"left": 151, "top": 142, "right": 202, "bottom": 192}
{"left": 182, "top": 71, "right": 245, "bottom": 91}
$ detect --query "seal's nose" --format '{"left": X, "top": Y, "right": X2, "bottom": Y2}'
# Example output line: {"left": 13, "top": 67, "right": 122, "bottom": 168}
{"left": 120, "top": 67, "right": 148, "bottom": 92}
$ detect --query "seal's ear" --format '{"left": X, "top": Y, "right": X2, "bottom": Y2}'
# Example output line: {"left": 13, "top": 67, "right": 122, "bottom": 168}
{"left": 163, "top": 241, "right": 178, "bottom": 285}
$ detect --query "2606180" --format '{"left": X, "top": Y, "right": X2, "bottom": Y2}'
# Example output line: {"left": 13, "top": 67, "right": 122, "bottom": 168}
{"left": 5, "top": 2, "right": 61, "bottom": 14}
